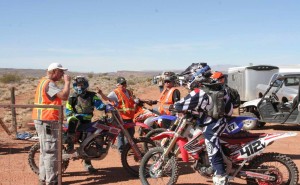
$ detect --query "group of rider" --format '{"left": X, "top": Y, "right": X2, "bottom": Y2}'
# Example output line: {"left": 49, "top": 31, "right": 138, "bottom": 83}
{"left": 32, "top": 62, "right": 232, "bottom": 185}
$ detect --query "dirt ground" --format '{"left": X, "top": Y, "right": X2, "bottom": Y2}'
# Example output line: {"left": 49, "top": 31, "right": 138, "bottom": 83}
{"left": 0, "top": 85, "right": 300, "bottom": 185}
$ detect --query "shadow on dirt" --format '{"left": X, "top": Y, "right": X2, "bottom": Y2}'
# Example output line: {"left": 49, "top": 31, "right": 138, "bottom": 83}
{"left": 287, "top": 154, "right": 300, "bottom": 160}
{"left": 63, "top": 166, "right": 138, "bottom": 185}
{"left": 0, "top": 142, "right": 33, "bottom": 155}
{"left": 257, "top": 123, "right": 300, "bottom": 131}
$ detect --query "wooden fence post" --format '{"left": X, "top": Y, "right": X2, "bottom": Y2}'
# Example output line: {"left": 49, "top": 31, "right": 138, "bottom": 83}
{"left": 0, "top": 118, "right": 11, "bottom": 135}
{"left": 10, "top": 87, "right": 17, "bottom": 138}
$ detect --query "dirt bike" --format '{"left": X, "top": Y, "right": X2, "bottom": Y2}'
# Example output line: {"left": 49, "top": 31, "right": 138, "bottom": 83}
{"left": 134, "top": 99, "right": 177, "bottom": 137}
{"left": 139, "top": 111, "right": 299, "bottom": 185}
{"left": 28, "top": 104, "right": 156, "bottom": 177}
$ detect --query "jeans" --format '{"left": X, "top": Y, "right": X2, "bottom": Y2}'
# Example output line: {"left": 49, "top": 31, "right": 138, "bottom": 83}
{"left": 34, "top": 120, "right": 59, "bottom": 185}
{"left": 117, "top": 119, "right": 135, "bottom": 153}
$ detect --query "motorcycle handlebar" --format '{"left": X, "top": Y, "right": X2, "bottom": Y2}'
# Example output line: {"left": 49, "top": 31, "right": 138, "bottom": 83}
{"left": 138, "top": 99, "right": 158, "bottom": 106}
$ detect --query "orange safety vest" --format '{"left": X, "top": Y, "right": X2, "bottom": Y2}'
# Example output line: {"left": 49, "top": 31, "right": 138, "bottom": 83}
{"left": 114, "top": 88, "right": 135, "bottom": 120}
{"left": 158, "top": 87, "right": 177, "bottom": 115}
{"left": 32, "top": 77, "right": 62, "bottom": 121}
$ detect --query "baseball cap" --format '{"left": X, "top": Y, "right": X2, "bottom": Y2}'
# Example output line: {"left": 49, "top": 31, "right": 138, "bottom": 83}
{"left": 47, "top": 63, "right": 68, "bottom": 71}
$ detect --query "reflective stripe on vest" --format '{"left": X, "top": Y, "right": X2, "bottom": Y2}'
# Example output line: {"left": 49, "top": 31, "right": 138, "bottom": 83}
{"left": 158, "top": 87, "right": 177, "bottom": 115}
{"left": 114, "top": 89, "right": 135, "bottom": 120}
{"left": 32, "top": 77, "right": 62, "bottom": 121}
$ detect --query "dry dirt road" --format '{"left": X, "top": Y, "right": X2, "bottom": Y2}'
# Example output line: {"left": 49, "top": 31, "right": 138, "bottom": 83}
{"left": 0, "top": 86, "right": 300, "bottom": 184}
{"left": 1, "top": 123, "right": 300, "bottom": 185}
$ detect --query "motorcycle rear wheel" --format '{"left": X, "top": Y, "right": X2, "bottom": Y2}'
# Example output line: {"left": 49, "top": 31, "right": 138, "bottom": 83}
{"left": 121, "top": 137, "right": 156, "bottom": 177}
{"left": 139, "top": 147, "right": 179, "bottom": 185}
{"left": 246, "top": 152, "right": 299, "bottom": 185}
{"left": 28, "top": 142, "right": 70, "bottom": 175}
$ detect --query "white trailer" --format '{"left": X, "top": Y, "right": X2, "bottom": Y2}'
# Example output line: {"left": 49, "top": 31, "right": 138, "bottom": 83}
{"left": 278, "top": 65, "right": 300, "bottom": 73}
{"left": 227, "top": 65, "right": 279, "bottom": 102}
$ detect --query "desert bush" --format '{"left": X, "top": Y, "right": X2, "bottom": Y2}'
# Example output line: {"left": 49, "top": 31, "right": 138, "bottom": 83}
{"left": 87, "top": 72, "right": 94, "bottom": 78}
{"left": 0, "top": 73, "right": 22, "bottom": 84}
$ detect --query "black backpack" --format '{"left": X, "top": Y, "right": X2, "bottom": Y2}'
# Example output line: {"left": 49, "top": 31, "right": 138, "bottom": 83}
{"left": 225, "top": 86, "right": 241, "bottom": 108}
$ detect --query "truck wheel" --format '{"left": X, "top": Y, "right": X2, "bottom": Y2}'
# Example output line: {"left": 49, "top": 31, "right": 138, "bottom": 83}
{"left": 240, "top": 112, "right": 258, "bottom": 130}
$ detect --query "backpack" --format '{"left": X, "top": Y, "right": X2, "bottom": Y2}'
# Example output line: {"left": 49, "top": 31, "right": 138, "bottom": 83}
{"left": 201, "top": 85, "right": 226, "bottom": 120}
{"left": 206, "top": 90, "right": 226, "bottom": 119}
{"left": 225, "top": 86, "right": 241, "bottom": 108}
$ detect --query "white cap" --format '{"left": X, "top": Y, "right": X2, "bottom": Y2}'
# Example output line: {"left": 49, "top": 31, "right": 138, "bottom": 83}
{"left": 47, "top": 63, "right": 68, "bottom": 71}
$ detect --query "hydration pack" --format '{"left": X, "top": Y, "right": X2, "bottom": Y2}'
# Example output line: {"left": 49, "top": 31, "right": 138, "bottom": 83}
{"left": 205, "top": 89, "right": 225, "bottom": 119}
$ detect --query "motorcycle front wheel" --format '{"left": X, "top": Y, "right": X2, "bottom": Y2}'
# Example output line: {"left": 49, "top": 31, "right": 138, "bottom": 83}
{"left": 121, "top": 137, "right": 156, "bottom": 177}
{"left": 139, "top": 147, "right": 179, "bottom": 185}
{"left": 28, "top": 142, "right": 70, "bottom": 175}
{"left": 246, "top": 152, "right": 299, "bottom": 185}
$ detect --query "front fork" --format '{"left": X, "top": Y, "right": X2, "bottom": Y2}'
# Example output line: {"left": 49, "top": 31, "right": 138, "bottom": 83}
{"left": 112, "top": 110, "right": 143, "bottom": 160}
{"left": 151, "top": 117, "right": 187, "bottom": 172}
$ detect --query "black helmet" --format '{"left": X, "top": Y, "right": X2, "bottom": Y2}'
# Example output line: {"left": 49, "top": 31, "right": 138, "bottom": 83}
{"left": 164, "top": 75, "right": 176, "bottom": 83}
{"left": 73, "top": 76, "right": 89, "bottom": 94}
{"left": 117, "top": 76, "right": 127, "bottom": 85}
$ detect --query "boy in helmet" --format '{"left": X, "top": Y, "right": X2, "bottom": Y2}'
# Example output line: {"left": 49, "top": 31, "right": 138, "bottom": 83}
{"left": 174, "top": 71, "right": 233, "bottom": 185}
{"left": 65, "top": 76, "right": 106, "bottom": 173}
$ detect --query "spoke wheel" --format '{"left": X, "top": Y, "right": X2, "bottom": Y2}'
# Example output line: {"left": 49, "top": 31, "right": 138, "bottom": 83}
{"left": 246, "top": 153, "right": 299, "bottom": 185}
{"left": 121, "top": 137, "right": 156, "bottom": 177}
{"left": 139, "top": 147, "right": 179, "bottom": 185}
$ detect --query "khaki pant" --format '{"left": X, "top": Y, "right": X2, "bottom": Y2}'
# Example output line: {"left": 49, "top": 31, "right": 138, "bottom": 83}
{"left": 34, "top": 120, "right": 59, "bottom": 185}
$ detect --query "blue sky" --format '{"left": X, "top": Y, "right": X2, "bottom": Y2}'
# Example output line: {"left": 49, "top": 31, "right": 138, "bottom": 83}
{"left": 0, "top": 0, "right": 299, "bottom": 73}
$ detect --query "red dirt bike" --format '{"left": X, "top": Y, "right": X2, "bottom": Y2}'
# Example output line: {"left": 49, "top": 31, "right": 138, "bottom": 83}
{"left": 134, "top": 99, "right": 177, "bottom": 137}
{"left": 28, "top": 104, "right": 156, "bottom": 177}
{"left": 139, "top": 111, "right": 299, "bottom": 185}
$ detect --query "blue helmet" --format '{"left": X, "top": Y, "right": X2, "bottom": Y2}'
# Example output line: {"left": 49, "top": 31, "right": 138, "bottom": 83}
{"left": 73, "top": 76, "right": 89, "bottom": 94}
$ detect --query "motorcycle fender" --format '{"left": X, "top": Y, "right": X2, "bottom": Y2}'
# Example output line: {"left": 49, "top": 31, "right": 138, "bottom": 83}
{"left": 135, "top": 122, "right": 151, "bottom": 130}
{"left": 177, "top": 138, "right": 189, "bottom": 162}
{"left": 150, "top": 131, "right": 175, "bottom": 140}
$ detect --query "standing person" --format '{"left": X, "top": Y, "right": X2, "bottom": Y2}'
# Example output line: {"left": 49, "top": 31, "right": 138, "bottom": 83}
{"left": 32, "top": 63, "right": 71, "bottom": 185}
{"left": 174, "top": 71, "right": 233, "bottom": 185}
{"left": 157, "top": 75, "right": 165, "bottom": 92}
{"left": 65, "top": 76, "right": 106, "bottom": 173}
{"left": 157, "top": 75, "right": 181, "bottom": 128}
{"left": 96, "top": 77, "right": 136, "bottom": 153}
{"left": 158, "top": 75, "right": 181, "bottom": 115}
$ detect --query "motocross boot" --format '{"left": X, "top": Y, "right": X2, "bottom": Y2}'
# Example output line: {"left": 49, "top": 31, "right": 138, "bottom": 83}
{"left": 212, "top": 175, "right": 228, "bottom": 185}
{"left": 84, "top": 160, "right": 97, "bottom": 174}
{"left": 66, "top": 134, "right": 75, "bottom": 154}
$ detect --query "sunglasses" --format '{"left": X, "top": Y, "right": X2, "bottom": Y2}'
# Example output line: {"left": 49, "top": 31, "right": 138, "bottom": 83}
{"left": 121, "top": 82, "right": 127, "bottom": 85}
{"left": 164, "top": 81, "right": 171, "bottom": 83}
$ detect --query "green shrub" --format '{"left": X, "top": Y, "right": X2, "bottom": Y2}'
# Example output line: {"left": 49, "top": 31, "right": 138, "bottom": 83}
{"left": 0, "top": 73, "right": 22, "bottom": 84}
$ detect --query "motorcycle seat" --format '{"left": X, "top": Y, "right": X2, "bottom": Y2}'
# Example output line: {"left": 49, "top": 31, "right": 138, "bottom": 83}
{"left": 220, "top": 131, "right": 267, "bottom": 145}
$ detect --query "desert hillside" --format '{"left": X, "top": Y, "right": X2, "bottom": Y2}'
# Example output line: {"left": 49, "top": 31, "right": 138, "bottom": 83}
{"left": 0, "top": 68, "right": 188, "bottom": 132}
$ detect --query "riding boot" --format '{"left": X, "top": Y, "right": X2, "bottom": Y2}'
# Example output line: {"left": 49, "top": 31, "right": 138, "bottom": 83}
{"left": 212, "top": 175, "right": 228, "bottom": 185}
{"left": 66, "top": 134, "right": 75, "bottom": 153}
{"left": 84, "top": 159, "right": 97, "bottom": 173}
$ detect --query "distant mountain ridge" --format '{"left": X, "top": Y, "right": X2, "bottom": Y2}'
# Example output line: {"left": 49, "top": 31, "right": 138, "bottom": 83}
{"left": 0, "top": 64, "right": 237, "bottom": 78}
